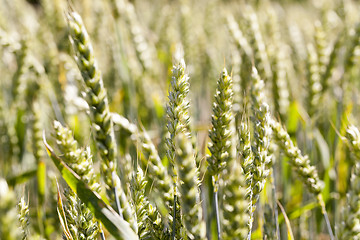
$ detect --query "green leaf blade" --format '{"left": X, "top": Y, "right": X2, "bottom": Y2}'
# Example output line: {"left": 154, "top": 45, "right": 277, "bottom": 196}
{"left": 43, "top": 133, "right": 139, "bottom": 240}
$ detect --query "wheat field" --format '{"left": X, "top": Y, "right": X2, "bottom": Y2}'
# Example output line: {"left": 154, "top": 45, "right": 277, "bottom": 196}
{"left": 1, "top": 0, "right": 360, "bottom": 239}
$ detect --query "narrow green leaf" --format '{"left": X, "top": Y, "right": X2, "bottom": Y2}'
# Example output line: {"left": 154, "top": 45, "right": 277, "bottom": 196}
{"left": 277, "top": 200, "right": 294, "bottom": 240}
{"left": 278, "top": 201, "right": 318, "bottom": 223}
{"left": 286, "top": 101, "right": 300, "bottom": 134}
{"left": 37, "top": 160, "right": 46, "bottom": 205}
{"left": 314, "top": 128, "right": 330, "bottom": 169}
{"left": 56, "top": 182, "right": 74, "bottom": 240}
{"left": 6, "top": 169, "right": 37, "bottom": 187}
{"left": 37, "top": 160, "right": 46, "bottom": 237}
{"left": 43, "top": 133, "right": 139, "bottom": 240}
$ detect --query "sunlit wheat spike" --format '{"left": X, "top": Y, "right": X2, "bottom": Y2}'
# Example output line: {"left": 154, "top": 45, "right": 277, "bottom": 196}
{"left": 166, "top": 60, "right": 191, "bottom": 164}
{"left": 63, "top": 187, "right": 99, "bottom": 240}
{"left": 67, "top": 11, "right": 118, "bottom": 170}
{"left": 337, "top": 161, "right": 360, "bottom": 239}
{"left": 245, "top": 6, "right": 272, "bottom": 81}
{"left": 147, "top": 203, "right": 170, "bottom": 239}
{"left": 174, "top": 132, "right": 206, "bottom": 240}
{"left": 67, "top": 11, "right": 137, "bottom": 232}
{"left": 226, "top": 14, "right": 253, "bottom": 58}
{"left": 306, "top": 43, "right": 322, "bottom": 117}
{"left": 250, "top": 67, "right": 272, "bottom": 203}
{"left": 140, "top": 130, "right": 173, "bottom": 207}
{"left": 166, "top": 59, "right": 193, "bottom": 239}
{"left": 338, "top": 124, "right": 360, "bottom": 239}
{"left": 131, "top": 167, "right": 150, "bottom": 239}
{"left": 238, "top": 118, "right": 255, "bottom": 233}
{"left": 346, "top": 125, "right": 360, "bottom": 159}
{"left": 53, "top": 121, "right": 100, "bottom": 193}
{"left": 207, "top": 68, "right": 234, "bottom": 191}
{"left": 54, "top": 121, "right": 100, "bottom": 239}
{"left": 270, "top": 119, "right": 323, "bottom": 195}
{"left": 222, "top": 162, "right": 250, "bottom": 240}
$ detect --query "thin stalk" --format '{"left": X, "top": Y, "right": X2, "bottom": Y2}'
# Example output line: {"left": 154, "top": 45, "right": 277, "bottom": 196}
{"left": 317, "top": 195, "right": 334, "bottom": 240}
{"left": 247, "top": 215, "right": 252, "bottom": 240}
{"left": 113, "top": 176, "right": 122, "bottom": 217}
{"left": 272, "top": 169, "right": 280, "bottom": 240}
{"left": 172, "top": 194, "right": 177, "bottom": 240}
{"left": 247, "top": 201, "right": 256, "bottom": 240}
{"left": 36, "top": 206, "right": 45, "bottom": 238}
{"left": 100, "top": 231, "right": 106, "bottom": 240}
{"left": 214, "top": 190, "right": 221, "bottom": 240}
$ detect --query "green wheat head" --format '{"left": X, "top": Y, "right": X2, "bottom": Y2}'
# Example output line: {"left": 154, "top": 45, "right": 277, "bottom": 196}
{"left": 207, "top": 68, "right": 234, "bottom": 191}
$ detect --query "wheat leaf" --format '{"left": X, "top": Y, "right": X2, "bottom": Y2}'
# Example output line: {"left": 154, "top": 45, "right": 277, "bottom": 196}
{"left": 43, "top": 132, "right": 139, "bottom": 240}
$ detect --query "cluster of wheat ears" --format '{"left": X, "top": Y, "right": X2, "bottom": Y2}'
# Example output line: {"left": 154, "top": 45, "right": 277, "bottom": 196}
{"left": 2, "top": 0, "right": 360, "bottom": 239}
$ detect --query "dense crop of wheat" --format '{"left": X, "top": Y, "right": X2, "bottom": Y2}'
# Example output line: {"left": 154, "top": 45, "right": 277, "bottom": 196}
{"left": 1, "top": 0, "right": 360, "bottom": 239}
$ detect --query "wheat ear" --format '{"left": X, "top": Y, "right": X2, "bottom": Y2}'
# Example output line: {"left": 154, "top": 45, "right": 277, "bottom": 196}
{"left": 207, "top": 68, "right": 234, "bottom": 190}
{"left": 238, "top": 118, "right": 255, "bottom": 234}
{"left": 67, "top": 11, "right": 137, "bottom": 232}
{"left": 166, "top": 60, "right": 193, "bottom": 239}
{"left": 250, "top": 67, "right": 272, "bottom": 203}
{"left": 337, "top": 125, "right": 360, "bottom": 239}
{"left": 207, "top": 68, "right": 234, "bottom": 239}
{"left": 270, "top": 120, "right": 323, "bottom": 195}
{"left": 54, "top": 121, "right": 100, "bottom": 239}
{"left": 18, "top": 197, "right": 30, "bottom": 240}
{"left": 174, "top": 132, "right": 206, "bottom": 240}
{"left": 222, "top": 161, "right": 250, "bottom": 240}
